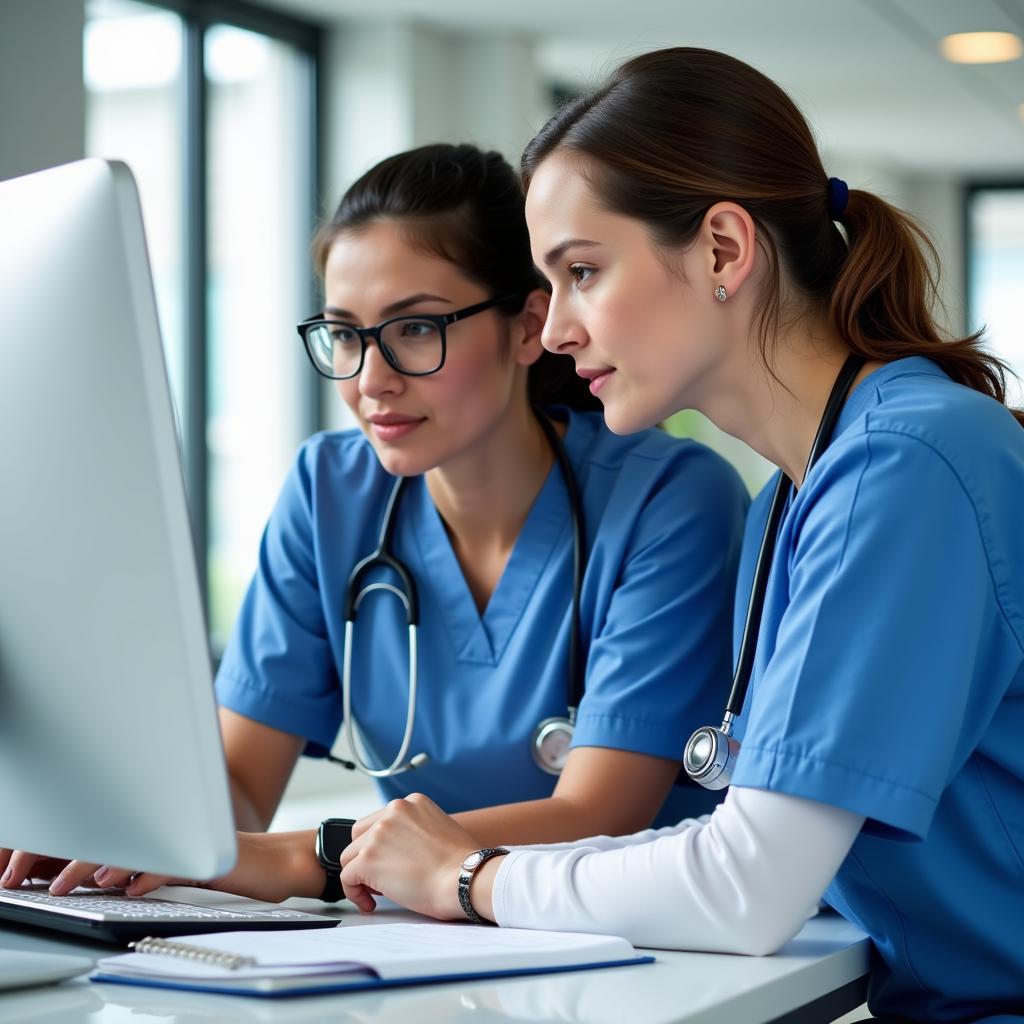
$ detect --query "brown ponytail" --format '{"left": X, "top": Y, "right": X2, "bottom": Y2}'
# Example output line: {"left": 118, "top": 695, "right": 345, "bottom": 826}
{"left": 832, "top": 189, "right": 1022, "bottom": 423}
{"left": 521, "top": 47, "right": 1023, "bottom": 427}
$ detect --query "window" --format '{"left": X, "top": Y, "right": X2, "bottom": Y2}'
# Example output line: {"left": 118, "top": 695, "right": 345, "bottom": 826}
{"left": 967, "top": 186, "right": 1024, "bottom": 408}
{"left": 85, "top": 0, "right": 187, "bottom": 419}
{"left": 84, "top": 0, "right": 321, "bottom": 653}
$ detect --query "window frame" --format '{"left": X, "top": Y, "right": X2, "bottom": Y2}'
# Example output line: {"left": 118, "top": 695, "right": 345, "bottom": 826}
{"left": 963, "top": 179, "right": 1024, "bottom": 338}
{"left": 99, "top": 0, "right": 325, "bottom": 629}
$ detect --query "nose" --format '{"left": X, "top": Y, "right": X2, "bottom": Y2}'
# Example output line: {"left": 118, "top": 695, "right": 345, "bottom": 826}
{"left": 358, "top": 338, "right": 403, "bottom": 398}
{"left": 540, "top": 295, "right": 586, "bottom": 356}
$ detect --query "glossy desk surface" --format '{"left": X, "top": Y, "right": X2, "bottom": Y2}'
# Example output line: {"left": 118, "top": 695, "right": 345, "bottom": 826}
{"left": 0, "top": 889, "right": 870, "bottom": 1024}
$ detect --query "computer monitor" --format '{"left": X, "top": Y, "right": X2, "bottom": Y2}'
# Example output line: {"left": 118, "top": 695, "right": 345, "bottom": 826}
{"left": 0, "top": 159, "right": 236, "bottom": 880}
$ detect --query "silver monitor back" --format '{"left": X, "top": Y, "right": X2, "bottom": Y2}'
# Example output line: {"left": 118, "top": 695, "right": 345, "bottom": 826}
{"left": 0, "top": 159, "right": 236, "bottom": 879}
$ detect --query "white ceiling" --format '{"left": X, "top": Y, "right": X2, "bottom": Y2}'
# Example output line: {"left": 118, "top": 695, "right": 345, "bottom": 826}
{"left": 262, "top": 0, "right": 1024, "bottom": 176}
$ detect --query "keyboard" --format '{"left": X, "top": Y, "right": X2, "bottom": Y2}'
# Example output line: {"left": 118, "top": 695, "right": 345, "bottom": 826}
{"left": 0, "top": 884, "right": 339, "bottom": 944}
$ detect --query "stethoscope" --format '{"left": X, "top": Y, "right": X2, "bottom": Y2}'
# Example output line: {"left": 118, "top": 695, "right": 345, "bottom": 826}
{"left": 682, "top": 355, "right": 865, "bottom": 790}
{"left": 326, "top": 409, "right": 587, "bottom": 779}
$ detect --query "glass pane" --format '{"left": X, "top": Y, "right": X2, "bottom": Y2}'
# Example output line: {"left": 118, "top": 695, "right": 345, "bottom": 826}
{"left": 206, "top": 24, "right": 313, "bottom": 650}
{"left": 84, "top": 0, "right": 187, "bottom": 446}
{"left": 969, "top": 189, "right": 1024, "bottom": 409}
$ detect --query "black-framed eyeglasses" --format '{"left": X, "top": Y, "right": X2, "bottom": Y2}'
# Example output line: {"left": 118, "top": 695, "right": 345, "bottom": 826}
{"left": 297, "top": 293, "right": 522, "bottom": 381}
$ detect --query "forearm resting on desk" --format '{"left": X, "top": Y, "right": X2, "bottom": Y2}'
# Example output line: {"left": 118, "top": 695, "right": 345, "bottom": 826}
{"left": 492, "top": 787, "right": 863, "bottom": 955}
{"left": 453, "top": 746, "right": 683, "bottom": 847}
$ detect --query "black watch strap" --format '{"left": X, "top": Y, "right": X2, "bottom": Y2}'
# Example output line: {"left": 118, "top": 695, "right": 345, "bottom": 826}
{"left": 316, "top": 818, "right": 355, "bottom": 903}
{"left": 458, "top": 847, "right": 508, "bottom": 924}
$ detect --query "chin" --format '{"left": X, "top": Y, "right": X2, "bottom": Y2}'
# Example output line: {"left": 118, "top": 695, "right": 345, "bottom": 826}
{"left": 367, "top": 441, "right": 434, "bottom": 478}
{"left": 600, "top": 399, "right": 665, "bottom": 436}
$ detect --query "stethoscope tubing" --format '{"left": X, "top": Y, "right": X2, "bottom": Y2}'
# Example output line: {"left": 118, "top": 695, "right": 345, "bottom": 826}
{"left": 339, "top": 409, "right": 586, "bottom": 777}
{"left": 683, "top": 355, "right": 865, "bottom": 789}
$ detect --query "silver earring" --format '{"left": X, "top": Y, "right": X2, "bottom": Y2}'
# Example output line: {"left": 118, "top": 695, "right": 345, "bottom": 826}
{"left": 714, "top": 285, "right": 728, "bottom": 302}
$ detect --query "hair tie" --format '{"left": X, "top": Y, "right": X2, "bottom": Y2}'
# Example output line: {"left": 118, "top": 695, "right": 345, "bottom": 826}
{"left": 827, "top": 177, "right": 849, "bottom": 220}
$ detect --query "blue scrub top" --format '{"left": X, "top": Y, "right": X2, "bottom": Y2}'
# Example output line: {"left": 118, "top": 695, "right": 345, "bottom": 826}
{"left": 216, "top": 408, "right": 749, "bottom": 826}
{"left": 731, "top": 358, "right": 1024, "bottom": 1020}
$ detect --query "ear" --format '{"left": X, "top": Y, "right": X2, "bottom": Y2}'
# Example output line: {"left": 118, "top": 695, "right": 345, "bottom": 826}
{"left": 700, "top": 202, "right": 757, "bottom": 297}
{"left": 511, "top": 289, "right": 550, "bottom": 368}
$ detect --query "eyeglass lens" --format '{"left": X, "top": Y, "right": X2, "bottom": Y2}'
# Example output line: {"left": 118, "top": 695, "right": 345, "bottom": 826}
{"left": 305, "top": 318, "right": 444, "bottom": 379}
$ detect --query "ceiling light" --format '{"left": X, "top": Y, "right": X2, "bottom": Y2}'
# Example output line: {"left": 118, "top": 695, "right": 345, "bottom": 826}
{"left": 940, "top": 31, "right": 1022, "bottom": 64}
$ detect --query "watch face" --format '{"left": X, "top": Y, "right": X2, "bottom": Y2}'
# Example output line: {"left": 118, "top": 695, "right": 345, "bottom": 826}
{"left": 319, "top": 819, "right": 355, "bottom": 865}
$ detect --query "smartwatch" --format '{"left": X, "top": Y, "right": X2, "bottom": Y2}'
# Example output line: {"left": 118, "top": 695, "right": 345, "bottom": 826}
{"left": 315, "top": 818, "right": 355, "bottom": 903}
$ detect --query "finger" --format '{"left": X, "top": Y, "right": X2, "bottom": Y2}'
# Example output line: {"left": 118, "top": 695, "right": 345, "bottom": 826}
{"left": 124, "top": 873, "right": 175, "bottom": 897}
{"left": 25, "top": 859, "right": 69, "bottom": 883}
{"left": 93, "top": 867, "right": 136, "bottom": 889}
{"left": 3, "top": 851, "right": 46, "bottom": 888}
{"left": 1, "top": 850, "right": 19, "bottom": 887}
{"left": 339, "top": 830, "right": 364, "bottom": 869}
{"left": 49, "top": 861, "right": 103, "bottom": 896}
{"left": 340, "top": 857, "right": 377, "bottom": 913}
{"left": 350, "top": 806, "right": 388, "bottom": 841}
{"left": 342, "top": 879, "right": 377, "bottom": 913}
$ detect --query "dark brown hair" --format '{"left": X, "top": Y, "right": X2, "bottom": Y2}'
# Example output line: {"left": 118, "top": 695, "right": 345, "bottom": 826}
{"left": 314, "top": 143, "right": 601, "bottom": 412}
{"left": 521, "top": 47, "right": 1023, "bottom": 426}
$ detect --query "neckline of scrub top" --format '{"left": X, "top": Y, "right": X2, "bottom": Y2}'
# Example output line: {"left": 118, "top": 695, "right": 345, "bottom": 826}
{"left": 409, "top": 411, "right": 592, "bottom": 667}
{"left": 791, "top": 356, "right": 946, "bottom": 497}
{"left": 834, "top": 355, "right": 945, "bottom": 439}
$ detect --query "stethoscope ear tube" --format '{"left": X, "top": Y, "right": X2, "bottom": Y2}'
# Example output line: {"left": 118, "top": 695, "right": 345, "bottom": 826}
{"left": 683, "top": 355, "right": 865, "bottom": 790}
{"left": 344, "top": 477, "right": 420, "bottom": 626}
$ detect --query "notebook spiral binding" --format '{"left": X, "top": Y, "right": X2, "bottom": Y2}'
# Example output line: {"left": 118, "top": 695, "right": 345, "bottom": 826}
{"left": 128, "top": 936, "right": 258, "bottom": 971}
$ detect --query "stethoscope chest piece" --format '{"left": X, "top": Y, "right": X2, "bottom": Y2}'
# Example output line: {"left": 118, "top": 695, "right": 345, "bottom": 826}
{"left": 531, "top": 716, "right": 575, "bottom": 776}
{"left": 683, "top": 725, "right": 740, "bottom": 791}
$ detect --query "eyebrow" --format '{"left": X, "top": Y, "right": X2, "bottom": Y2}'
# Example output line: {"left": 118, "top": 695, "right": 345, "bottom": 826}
{"left": 542, "top": 238, "right": 601, "bottom": 267}
{"left": 323, "top": 292, "right": 453, "bottom": 320}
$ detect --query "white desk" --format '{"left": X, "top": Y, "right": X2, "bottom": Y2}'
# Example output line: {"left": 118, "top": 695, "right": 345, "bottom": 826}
{"left": 0, "top": 893, "right": 870, "bottom": 1024}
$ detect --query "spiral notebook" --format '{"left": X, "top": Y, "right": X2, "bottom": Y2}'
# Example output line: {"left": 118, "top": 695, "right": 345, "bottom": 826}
{"left": 90, "top": 922, "right": 654, "bottom": 997}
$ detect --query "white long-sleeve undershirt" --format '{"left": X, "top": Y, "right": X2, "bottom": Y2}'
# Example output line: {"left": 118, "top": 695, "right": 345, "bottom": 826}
{"left": 491, "top": 786, "right": 864, "bottom": 955}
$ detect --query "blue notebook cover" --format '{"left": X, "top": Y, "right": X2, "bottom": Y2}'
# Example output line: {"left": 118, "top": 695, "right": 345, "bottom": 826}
{"left": 91, "top": 955, "right": 655, "bottom": 999}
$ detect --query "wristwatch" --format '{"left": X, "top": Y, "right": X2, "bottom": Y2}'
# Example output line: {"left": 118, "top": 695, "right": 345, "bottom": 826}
{"left": 457, "top": 847, "right": 508, "bottom": 924}
{"left": 315, "top": 818, "right": 355, "bottom": 903}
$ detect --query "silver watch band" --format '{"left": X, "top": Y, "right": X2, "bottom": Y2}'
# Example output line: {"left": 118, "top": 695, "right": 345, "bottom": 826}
{"left": 457, "top": 847, "right": 508, "bottom": 924}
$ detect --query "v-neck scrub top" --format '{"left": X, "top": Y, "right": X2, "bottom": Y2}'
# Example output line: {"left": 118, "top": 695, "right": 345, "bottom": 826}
{"left": 732, "top": 358, "right": 1024, "bottom": 1019}
{"left": 215, "top": 409, "right": 750, "bottom": 825}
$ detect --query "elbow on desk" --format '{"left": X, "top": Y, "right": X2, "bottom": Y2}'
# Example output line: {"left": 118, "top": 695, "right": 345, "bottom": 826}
{"left": 631, "top": 906, "right": 810, "bottom": 958}
{"left": 720, "top": 903, "right": 816, "bottom": 957}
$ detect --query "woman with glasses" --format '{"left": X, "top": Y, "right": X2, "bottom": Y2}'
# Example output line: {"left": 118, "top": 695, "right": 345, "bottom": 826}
{"left": 133, "top": 53, "right": 1024, "bottom": 1022}
{"left": 10, "top": 142, "right": 750, "bottom": 900}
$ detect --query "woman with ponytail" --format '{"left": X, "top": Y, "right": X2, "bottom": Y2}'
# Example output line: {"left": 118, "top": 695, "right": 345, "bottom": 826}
{"left": 4, "top": 143, "right": 750, "bottom": 899}
{"left": 262, "top": 52, "right": 1022, "bottom": 1023}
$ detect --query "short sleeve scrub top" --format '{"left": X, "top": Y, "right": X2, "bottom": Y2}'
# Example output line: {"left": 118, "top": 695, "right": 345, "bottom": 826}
{"left": 217, "top": 409, "right": 751, "bottom": 827}
{"left": 732, "top": 358, "right": 1024, "bottom": 1020}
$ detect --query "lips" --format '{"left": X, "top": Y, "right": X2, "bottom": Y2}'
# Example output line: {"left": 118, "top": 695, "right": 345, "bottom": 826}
{"left": 574, "top": 367, "right": 614, "bottom": 381}
{"left": 364, "top": 412, "right": 425, "bottom": 442}
{"left": 366, "top": 414, "right": 422, "bottom": 426}
{"left": 576, "top": 367, "right": 615, "bottom": 396}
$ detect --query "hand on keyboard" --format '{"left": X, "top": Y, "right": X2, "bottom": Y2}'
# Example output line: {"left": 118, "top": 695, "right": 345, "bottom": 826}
{"left": 1, "top": 850, "right": 71, "bottom": 889}
{"left": 4, "top": 830, "right": 324, "bottom": 907}
{"left": 0, "top": 847, "right": 185, "bottom": 899}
